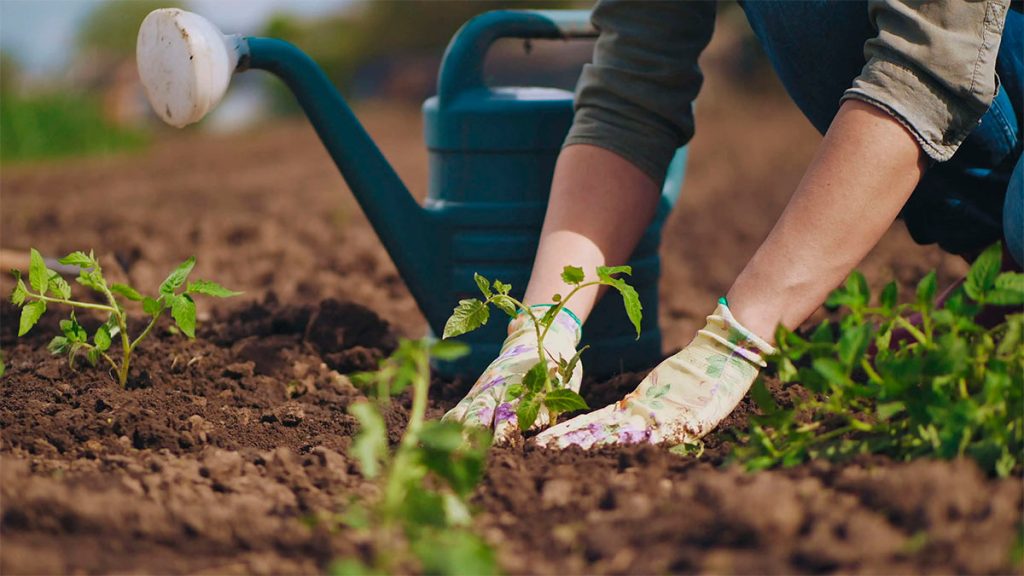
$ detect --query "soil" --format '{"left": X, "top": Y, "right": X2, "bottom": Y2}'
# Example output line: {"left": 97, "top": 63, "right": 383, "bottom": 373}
{"left": 2, "top": 22, "right": 1019, "bottom": 576}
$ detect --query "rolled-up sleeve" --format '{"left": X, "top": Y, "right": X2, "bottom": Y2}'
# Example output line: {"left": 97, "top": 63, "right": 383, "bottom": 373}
{"left": 843, "top": 0, "right": 1012, "bottom": 162}
{"left": 564, "top": 0, "right": 716, "bottom": 186}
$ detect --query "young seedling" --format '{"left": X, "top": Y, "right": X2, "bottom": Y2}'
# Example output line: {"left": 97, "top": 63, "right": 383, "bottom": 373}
{"left": 733, "top": 242, "right": 1024, "bottom": 477}
{"left": 337, "top": 339, "right": 495, "bottom": 576}
{"left": 442, "top": 265, "right": 642, "bottom": 431}
{"left": 9, "top": 249, "right": 240, "bottom": 387}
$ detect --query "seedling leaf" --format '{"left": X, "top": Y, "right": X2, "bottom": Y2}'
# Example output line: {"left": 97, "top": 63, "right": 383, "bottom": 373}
{"left": 142, "top": 297, "right": 162, "bottom": 317}
{"left": 516, "top": 394, "right": 542, "bottom": 431}
{"left": 348, "top": 401, "right": 387, "bottom": 478}
{"left": 48, "top": 336, "right": 70, "bottom": 355}
{"left": 880, "top": 281, "right": 898, "bottom": 312}
{"left": 965, "top": 242, "right": 1002, "bottom": 300}
{"left": 94, "top": 324, "right": 112, "bottom": 352}
{"left": 18, "top": 300, "right": 45, "bottom": 336}
{"left": 473, "top": 273, "right": 491, "bottom": 298}
{"left": 491, "top": 295, "right": 517, "bottom": 317}
{"left": 430, "top": 340, "right": 470, "bottom": 361}
{"left": 522, "top": 361, "right": 547, "bottom": 394}
{"left": 10, "top": 273, "right": 27, "bottom": 306}
{"left": 48, "top": 272, "right": 71, "bottom": 300}
{"left": 596, "top": 265, "right": 632, "bottom": 280}
{"left": 111, "top": 283, "right": 144, "bottom": 301}
{"left": 58, "top": 251, "right": 94, "bottom": 268}
{"left": 561, "top": 265, "right": 584, "bottom": 285}
{"left": 603, "top": 275, "right": 642, "bottom": 338}
{"left": 170, "top": 294, "right": 197, "bottom": 338}
{"left": 492, "top": 280, "right": 511, "bottom": 295}
{"left": 159, "top": 256, "right": 196, "bottom": 295}
{"left": 916, "top": 271, "right": 937, "bottom": 307}
{"left": 443, "top": 298, "right": 489, "bottom": 339}
{"left": 28, "top": 249, "right": 48, "bottom": 293}
{"left": 186, "top": 279, "right": 242, "bottom": 298}
{"left": 543, "top": 389, "right": 589, "bottom": 413}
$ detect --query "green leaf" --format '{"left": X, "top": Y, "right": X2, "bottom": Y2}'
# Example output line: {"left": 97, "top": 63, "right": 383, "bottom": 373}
{"left": 10, "top": 273, "right": 28, "bottom": 306}
{"left": 18, "top": 300, "right": 46, "bottom": 336}
{"left": 58, "top": 251, "right": 95, "bottom": 268}
{"left": 348, "top": 401, "right": 387, "bottom": 478}
{"left": 186, "top": 279, "right": 242, "bottom": 298}
{"left": 411, "top": 529, "right": 497, "bottom": 576}
{"left": 110, "top": 283, "right": 144, "bottom": 301}
{"left": 750, "top": 379, "right": 777, "bottom": 413}
{"left": 812, "top": 357, "right": 848, "bottom": 387}
{"left": 420, "top": 421, "right": 491, "bottom": 497}
{"left": 876, "top": 401, "right": 905, "bottom": 420}
{"left": 47, "top": 336, "right": 70, "bottom": 355}
{"left": 76, "top": 270, "right": 105, "bottom": 292}
{"left": 543, "top": 389, "right": 589, "bottom": 413}
{"left": 94, "top": 324, "right": 112, "bottom": 352}
{"left": 522, "top": 361, "right": 547, "bottom": 394}
{"left": 60, "top": 314, "right": 87, "bottom": 343}
{"left": 28, "top": 249, "right": 48, "bottom": 293}
{"left": 492, "top": 279, "right": 511, "bottom": 296}
{"left": 159, "top": 256, "right": 196, "bottom": 295}
{"left": 994, "top": 272, "right": 1024, "bottom": 294}
{"left": 474, "top": 273, "right": 491, "bottom": 298}
{"left": 596, "top": 265, "right": 632, "bottom": 280}
{"left": 561, "top": 265, "right": 584, "bottom": 285}
{"left": 965, "top": 242, "right": 1002, "bottom": 300}
{"left": 559, "top": 345, "right": 588, "bottom": 385}
{"left": 505, "top": 383, "right": 524, "bottom": 401}
{"left": 491, "top": 294, "right": 517, "bottom": 317}
{"left": 86, "top": 347, "right": 101, "bottom": 367}
{"left": 170, "top": 294, "right": 197, "bottom": 338}
{"left": 442, "top": 298, "right": 489, "bottom": 339}
{"left": 880, "top": 281, "right": 898, "bottom": 312}
{"left": 516, "top": 394, "right": 542, "bottom": 431}
{"left": 0, "top": 356, "right": 5, "bottom": 378}
{"left": 142, "top": 297, "right": 162, "bottom": 317}
{"left": 431, "top": 339, "right": 470, "bottom": 361}
{"left": 916, "top": 271, "right": 937, "bottom": 308}
{"left": 604, "top": 276, "right": 642, "bottom": 338}
{"left": 984, "top": 289, "right": 1024, "bottom": 306}
{"left": 47, "top": 272, "right": 71, "bottom": 300}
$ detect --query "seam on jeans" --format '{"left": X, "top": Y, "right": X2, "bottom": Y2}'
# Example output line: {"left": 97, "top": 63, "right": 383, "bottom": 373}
{"left": 988, "top": 91, "right": 1018, "bottom": 152}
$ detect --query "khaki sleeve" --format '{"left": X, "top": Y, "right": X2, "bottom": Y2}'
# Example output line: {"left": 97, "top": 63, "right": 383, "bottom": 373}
{"left": 842, "top": 0, "right": 1012, "bottom": 162}
{"left": 563, "top": 0, "right": 716, "bottom": 186}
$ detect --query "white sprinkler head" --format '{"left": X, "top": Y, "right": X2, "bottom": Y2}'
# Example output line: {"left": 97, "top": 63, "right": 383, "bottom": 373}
{"left": 137, "top": 9, "right": 243, "bottom": 128}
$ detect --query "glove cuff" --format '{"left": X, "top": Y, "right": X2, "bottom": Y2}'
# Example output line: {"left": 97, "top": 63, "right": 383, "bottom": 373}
{"left": 699, "top": 301, "right": 777, "bottom": 367}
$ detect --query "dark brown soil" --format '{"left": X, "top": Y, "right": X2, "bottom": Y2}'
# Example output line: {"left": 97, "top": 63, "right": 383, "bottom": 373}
{"left": 2, "top": 22, "right": 1019, "bottom": 576}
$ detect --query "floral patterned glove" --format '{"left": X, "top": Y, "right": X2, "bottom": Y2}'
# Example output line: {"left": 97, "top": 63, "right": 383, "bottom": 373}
{"left": 535, "top": 299, "right": 775, "bottom": 449}
{"left": 442, "top": 305, "right": 583, "bottom": 443}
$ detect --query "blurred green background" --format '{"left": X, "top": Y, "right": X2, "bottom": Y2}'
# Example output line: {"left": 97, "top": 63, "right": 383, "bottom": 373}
{"left": 1, "top": 0, "right": 766, "bottom": 164}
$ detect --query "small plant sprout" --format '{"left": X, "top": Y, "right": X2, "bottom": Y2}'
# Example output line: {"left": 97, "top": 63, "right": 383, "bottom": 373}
{"left": 442, "top": 265, "right": 642, "bottom": 431}
{"left": 10, "top": 249, "right": 240, "bottom": 387}
{"left": 338, "top": 339, "right": 496, "bottom": 575}
{"left": 734, "top": 242, "right": 1024, "bottom": 477}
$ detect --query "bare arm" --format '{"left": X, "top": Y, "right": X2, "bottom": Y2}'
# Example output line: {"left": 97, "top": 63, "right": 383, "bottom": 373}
{"left": 726, "top": 99, "right": 926, "bottom": 340}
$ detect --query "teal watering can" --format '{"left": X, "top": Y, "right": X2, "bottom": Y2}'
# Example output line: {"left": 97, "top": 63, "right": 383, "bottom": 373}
{"left": 136, "top": 8, "right": 686, "bottom": 377}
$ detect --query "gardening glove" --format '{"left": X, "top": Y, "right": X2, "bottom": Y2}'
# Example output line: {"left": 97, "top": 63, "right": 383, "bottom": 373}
{"left": 535, "top": 299, "right": 775, "bottom": 450}
{"left": 442, "top": 305, "right": 583, "bottom": 443}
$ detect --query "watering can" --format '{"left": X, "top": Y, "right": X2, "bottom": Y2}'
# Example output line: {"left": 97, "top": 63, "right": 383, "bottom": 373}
{"left": 136, "top": 8, "right": 686, "bottom": 377}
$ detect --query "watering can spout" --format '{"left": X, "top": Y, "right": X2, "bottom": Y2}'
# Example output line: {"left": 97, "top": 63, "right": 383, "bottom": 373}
{"left": 137, "top": 10, "right": 439, "bottom": 324}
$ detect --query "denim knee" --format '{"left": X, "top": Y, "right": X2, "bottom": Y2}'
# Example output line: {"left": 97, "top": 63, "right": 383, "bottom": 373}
{"left": 1005, "top": 156, "right": 1024, "bottom": 267}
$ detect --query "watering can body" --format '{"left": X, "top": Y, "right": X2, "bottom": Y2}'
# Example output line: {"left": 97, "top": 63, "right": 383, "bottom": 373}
{"left": 136, "top": 8, "right": 685, "bottom": 378}
{"left": 421, "top": 11, "right": 685, "bottom": 376}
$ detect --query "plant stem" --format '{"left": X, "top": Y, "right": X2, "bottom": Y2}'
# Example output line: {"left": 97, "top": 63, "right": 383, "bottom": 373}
{"left": 32, "top": 294, "right": 116, "bottom": 313}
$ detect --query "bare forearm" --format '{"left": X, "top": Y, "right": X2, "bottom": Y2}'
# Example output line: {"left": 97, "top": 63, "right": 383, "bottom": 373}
{"left": 727, "top": 99, "right": 927, "bottom": 340}
{"left": 524, "top": 144, "right": 660, "bottom": 320}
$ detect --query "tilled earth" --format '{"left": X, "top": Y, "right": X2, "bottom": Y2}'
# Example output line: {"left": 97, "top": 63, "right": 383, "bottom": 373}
{"left": 2, "top": 33, "right": 1019, "bottom": 574}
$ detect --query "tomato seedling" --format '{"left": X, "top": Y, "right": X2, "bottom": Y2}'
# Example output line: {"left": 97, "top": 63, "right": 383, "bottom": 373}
{"left": 442, "top": 265, "right": 642, "bottom": 431}
{"left": 337, "top": 339, "right": 495, "bottom": 576}
{"left": 9, "top": 249, "right": 240, "bottom": 387}
{"left": 734, "top": 242, "right": 1024, "bottom": 476}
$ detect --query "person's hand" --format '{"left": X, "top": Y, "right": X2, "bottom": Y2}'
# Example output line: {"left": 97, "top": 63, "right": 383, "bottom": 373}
{"left": 535, "top": 299, "right": 774, "bottom": 449}
{"left": 442, "top": 305, "right": 583, "bottom": 443}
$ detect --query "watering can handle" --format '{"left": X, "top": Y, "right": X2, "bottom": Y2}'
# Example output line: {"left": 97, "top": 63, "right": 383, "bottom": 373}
{"left": 437, "top": 10, "right": 597, "bottom": 105}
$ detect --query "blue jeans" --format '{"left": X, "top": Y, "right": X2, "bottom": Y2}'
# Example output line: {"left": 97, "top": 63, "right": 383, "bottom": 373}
{"left": 741, "top": 2, "right": 1024, "bottom": 266}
